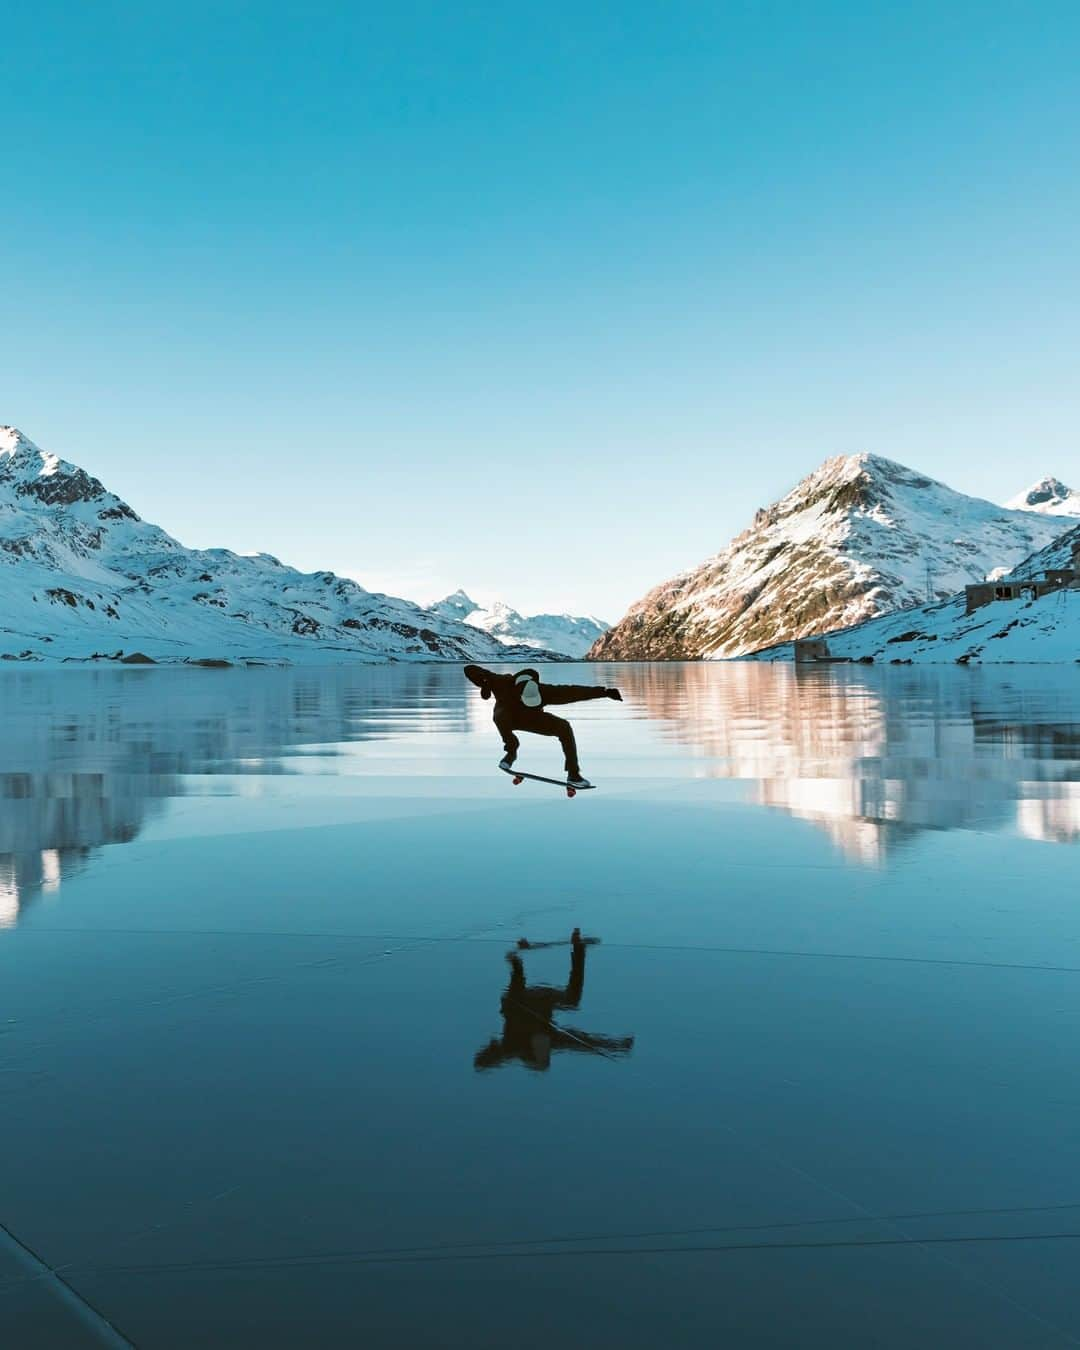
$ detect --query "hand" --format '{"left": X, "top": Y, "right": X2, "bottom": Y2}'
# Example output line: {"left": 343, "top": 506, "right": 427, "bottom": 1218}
{"left": 606, "top": 688, "right": 623, "bottom": 701}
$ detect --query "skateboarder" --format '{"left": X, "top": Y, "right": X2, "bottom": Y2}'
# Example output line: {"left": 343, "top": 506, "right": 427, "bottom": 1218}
{"left": 464, "top": 664, "right": 622, "bottom": 789}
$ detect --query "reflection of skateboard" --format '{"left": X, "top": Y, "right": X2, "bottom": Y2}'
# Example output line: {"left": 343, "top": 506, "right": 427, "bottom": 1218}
{"left": 499, "top": 764, "right": 597, "bottom": 798}
{"left": 516, "top": 935, "right": 599, "bottom": 951}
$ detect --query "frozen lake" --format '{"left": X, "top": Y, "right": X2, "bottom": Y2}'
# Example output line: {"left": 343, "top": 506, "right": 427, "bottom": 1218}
{"left": 4, "top": 661, "right": 1080, "bottom": 1347}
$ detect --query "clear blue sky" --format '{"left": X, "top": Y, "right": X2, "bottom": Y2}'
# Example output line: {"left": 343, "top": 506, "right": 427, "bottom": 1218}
{"left": 4, "top": 1, "right": 1079, "bottom": 619}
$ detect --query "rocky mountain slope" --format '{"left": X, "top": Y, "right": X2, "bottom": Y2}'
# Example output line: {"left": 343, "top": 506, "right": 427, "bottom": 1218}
{"left": 0, "top": 428, "right": 553, "bottom": 665}
{"left": 751, "top": 521, "right": 1080, "bottom": 664}
{"left": 590, "top": 453, "right": 1066, "bottom": 661}
{"left": 1007, "top": 521, "right": 1080, "bottom": 577}
{"left": 430, "top": 589, "right": 607, "bottom": 658}
{"left": 1005, "top": 476, "right": 1080, "bottom": 517}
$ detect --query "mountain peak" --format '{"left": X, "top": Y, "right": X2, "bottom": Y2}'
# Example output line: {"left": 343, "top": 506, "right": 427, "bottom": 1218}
{"left": 1004, "top": 476, "right": 1080, "bottom": 517}
{"left": 806, "top": 451, "right": 941, "bottom": 489}
{"left": 429, "top": 589, "right": 481, "bottom": 621}
{"left": 0, "top": 426, "right": 41, "bottom": 459}
{"left": 428, "top": 590, "right": 607, "bottom": 657}
{"left": 0, "top": 427, "right": 68, "bottom": 487}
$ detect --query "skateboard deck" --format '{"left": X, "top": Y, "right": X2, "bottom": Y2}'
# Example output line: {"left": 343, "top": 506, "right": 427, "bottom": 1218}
{"left": 516, "top": 936, "right": 599, "bottom": 950}
{"left": 499, "top": 764, "right": 596, "bottom": 797}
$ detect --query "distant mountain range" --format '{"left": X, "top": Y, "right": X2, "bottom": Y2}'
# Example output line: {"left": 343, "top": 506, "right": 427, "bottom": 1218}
{"left": 429, "top": 589, "right": 608, "bottom": 659}
{"left": 0, "top": 427, "right": 558, "bottom": 665}
{"left": 590, "top": 454, "right": 1068, "bottom": 661}
{"left": 6, "top": 426, "right": 1075, "bottom": 666}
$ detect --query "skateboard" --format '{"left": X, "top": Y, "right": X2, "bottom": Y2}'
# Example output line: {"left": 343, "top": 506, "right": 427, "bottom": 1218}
{"left": 499, "top": 764, "right": 596, "bottom": 798}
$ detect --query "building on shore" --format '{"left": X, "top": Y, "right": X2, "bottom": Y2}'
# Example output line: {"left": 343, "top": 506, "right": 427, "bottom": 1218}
{"left": 965, "top": 541, "right": 1080, "bottom": 615}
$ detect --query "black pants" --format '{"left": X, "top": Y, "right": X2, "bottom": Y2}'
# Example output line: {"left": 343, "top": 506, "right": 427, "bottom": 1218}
{"left": 494, "top": 707, "right": 580, "bottom": 776}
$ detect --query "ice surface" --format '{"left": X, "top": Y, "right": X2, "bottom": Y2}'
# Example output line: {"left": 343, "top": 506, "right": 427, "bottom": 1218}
{"left": 3, "top": 663, "right": 1080, "bottom": 1347}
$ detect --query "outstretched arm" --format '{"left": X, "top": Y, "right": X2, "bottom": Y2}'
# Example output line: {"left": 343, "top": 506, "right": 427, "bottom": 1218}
{"left": 465, "top": 664, "right": 508, "bottom": 702}
{"left": 540, "top": 683, "right": 622, "bottom": 706}
{"left": 466, "top": 665, "right": 517, "bottom": 701}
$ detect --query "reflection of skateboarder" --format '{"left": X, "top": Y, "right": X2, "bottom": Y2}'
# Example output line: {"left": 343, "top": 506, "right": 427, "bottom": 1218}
{"left": 474, "top": 929, "right": 635, "bottom": 1072}
{"left": 464, "top": 664, "right": 622, "bottom": 790}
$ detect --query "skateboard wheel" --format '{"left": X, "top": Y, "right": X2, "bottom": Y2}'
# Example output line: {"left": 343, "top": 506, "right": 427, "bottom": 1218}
{"left": 566, "top": 787, "right": 576, "bottom": 798}
{"left": 513, "top": 776, "right": 523, "bottom": 785}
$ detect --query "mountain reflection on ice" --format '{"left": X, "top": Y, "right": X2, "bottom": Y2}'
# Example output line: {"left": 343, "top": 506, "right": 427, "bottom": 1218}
{"left": 2, "top": 661, "right": 1080, "bottom": 921}
{"left": 0, "top": 664, "right": 474, "bottom": 922}
{"left": 629, "top": 662, "right": 1080, "bottom": 861}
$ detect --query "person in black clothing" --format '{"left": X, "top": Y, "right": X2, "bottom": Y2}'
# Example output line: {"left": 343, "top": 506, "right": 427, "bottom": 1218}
{"left": 464, "top": 664, "right": 622, "bottom": 789}
{"left": 474, "top": 929, "right": 635, "bottom": 1072}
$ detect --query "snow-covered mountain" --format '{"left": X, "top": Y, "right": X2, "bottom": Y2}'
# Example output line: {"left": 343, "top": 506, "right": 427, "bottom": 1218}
{"left": 751, "top": 522, "right": 1080, "bottom": 664}
{"left": 428, "top": 589, "right": 481, "bottom": 626}
{"left": 1009, "top": 520, "right": 1080, "bottom": 577}
{"left": 1005, "top": 476, "right": 1080, "bottom": 517}
{"left": 430, "top": 589, "right": 607, "bottom": 658}
{"left": 0, "top": 427, "right": 554, "bottom": 665}
{"left": 590, "top": 453, "right": 1066, "bottom": 661}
